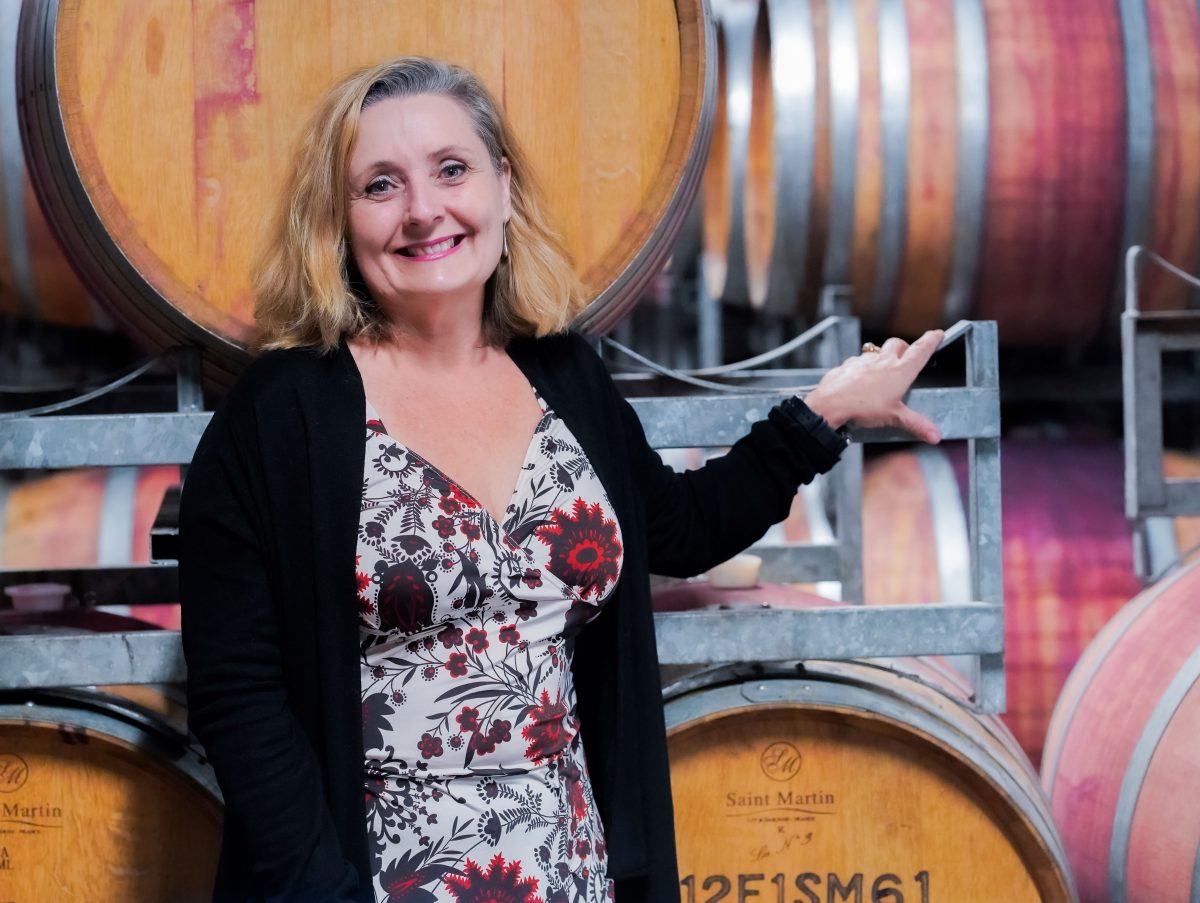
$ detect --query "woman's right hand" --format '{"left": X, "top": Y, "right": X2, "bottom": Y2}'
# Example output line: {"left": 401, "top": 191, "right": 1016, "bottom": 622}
{"left": 804, "top": 329, "right": 944, "bottom": 444}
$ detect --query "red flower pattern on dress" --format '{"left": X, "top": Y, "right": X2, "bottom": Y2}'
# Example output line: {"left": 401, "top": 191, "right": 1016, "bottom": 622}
{"left": 442, "top": 854, "right": 543, "bottom": 903}
{"left": 535, "top": 499, "right": 621, "bottom": 599}
{"left": 418, "top": 732, "right": 443, "bottom": 759}
{"left": 358, "top": 399, "right": 616, "bottom": 901}
{"left": 456, "top": 706, "right": 480, "bottom": 732}
{"left": 522, "top": 689, "right": 571, "bottom": 763}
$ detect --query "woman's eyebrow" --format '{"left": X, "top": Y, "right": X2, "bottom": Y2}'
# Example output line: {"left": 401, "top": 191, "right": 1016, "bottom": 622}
{"left": 428, "top": 144, "right": 472, "bottom": 159}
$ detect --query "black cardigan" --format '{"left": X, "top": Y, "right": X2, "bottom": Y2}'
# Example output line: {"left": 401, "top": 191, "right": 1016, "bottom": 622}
{"left": 179, "top": 332, "right": 843, "bottom": 902}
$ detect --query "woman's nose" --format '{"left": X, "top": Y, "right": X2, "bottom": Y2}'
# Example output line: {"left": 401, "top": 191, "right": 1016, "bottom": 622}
{"left": 403, "top": 181, "right": 441, "bottom": 226}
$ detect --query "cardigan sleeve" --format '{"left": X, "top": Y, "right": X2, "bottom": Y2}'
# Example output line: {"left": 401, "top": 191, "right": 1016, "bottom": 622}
{"left": 615, "top": 386, "right": 843, "bottom": 579}
{"left": 179, "top": 395, "right": 361, "bottom": 901}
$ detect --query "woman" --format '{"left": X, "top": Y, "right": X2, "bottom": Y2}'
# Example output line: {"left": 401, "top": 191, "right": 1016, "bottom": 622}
{"left": 180, "top": 57, "right": 943, "bottom": 903}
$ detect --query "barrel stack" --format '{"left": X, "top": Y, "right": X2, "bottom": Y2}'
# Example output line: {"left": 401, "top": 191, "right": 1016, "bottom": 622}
{"left": 4, "top": 2, "right": 1200, "bottom": 903}
{"left": 698, "top": 0, "right": 1200, "bottom": 343}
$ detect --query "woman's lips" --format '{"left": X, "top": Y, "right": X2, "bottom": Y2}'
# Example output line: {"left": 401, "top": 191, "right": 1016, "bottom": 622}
{"left": 397, "top": 235, "right": 464, "bottom": 260}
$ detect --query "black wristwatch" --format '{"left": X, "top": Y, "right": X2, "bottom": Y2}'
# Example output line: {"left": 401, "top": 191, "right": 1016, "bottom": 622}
{"left": 779, "top": 395, "right": 850, "bottom": 459}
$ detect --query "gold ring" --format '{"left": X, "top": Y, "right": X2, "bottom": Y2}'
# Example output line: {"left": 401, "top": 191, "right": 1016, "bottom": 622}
{"left": 861, "top": 342, "right": 882, "bottom": 354}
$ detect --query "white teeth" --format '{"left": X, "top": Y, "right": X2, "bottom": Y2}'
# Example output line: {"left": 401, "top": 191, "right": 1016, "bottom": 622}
{"left": 401, "top": 237, "right": 457, "bottom": 257}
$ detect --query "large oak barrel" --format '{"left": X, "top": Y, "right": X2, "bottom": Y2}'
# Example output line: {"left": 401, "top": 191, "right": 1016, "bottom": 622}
{"left": 854, "top": 440, "right": 1200, "bottom": 768}
{"left": 16, "top": 0, "right": 714, "bottom": 380}
{"left": 0, "top": 688, "right": 220, "bottom": 901}
{"left": 664, "top": 652, "right": 1077, "bottom": 901}
{"left": 0, "top": 465, "right": 181, "bottom": 628}
{"left": 708, "top": 0, "right": 1200, "bottom": 342}
{"left": 0, "top": 465, "right": 179, "bottom": 570}
{"left": 0, "top": 609, "right": 220, "bottom": 902}
{"left": 1041, "top": 555, "right": 1200, "bottom": 903}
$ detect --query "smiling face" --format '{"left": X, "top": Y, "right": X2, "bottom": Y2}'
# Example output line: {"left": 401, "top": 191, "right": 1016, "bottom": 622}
{"left": 346, "top": 93, "right": 512, "bottom": 324}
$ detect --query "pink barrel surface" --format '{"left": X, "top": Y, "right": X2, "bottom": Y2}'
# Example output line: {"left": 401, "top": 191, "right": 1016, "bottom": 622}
{"left": 1041, "top": 555, "right": 1200, "bottom": 903}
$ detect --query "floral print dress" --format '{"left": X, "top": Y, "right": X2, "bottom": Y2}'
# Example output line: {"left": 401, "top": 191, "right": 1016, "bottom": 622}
{"left": 357, "top": 392, "right": 623, "bottom": 903}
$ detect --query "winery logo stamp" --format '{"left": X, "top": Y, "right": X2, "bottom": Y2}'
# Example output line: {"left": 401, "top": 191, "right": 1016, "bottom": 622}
{"left": 0, "top": 755, "right": 27, "bottom": 793}
{"left": 759, "top": 741, "right": 802, "bottom": 782}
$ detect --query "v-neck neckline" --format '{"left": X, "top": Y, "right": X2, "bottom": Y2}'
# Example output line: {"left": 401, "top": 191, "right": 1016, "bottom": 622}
{"left": 365, "top": 395, "right": 546, "bottom": 533}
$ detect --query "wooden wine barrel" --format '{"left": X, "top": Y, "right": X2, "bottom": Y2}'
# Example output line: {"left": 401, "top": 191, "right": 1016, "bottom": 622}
{"left": 1041, "top": 556, "right": 1200, "bottom": 903}
{"left": 703, "top": 0, "right": 829, "bottom": 314}
{"left": 0, "top": 608, "right": 219, "bottom": 902}
{"left": 0, "top": 465, "right": 181, "bottom": 628}
{"left": 16, "top": 0, "right": 714, "bottom": 380}
{"left": 0, "top": 465, "right": 179, "bottom": 569}
{"left": 857, "top": 440, "right": 1200, "bottom": 769}
{"left": 665, "top": 657, "right": 1077, "bottom": 902}
{"left": 0, "top": 0, "right": 98, "bottom": 328}
{"left": 717, "top": 0, "right": 1200, "bottom": 342}
{"left": 0, "top": 688, "right": 219, "bottom": 902}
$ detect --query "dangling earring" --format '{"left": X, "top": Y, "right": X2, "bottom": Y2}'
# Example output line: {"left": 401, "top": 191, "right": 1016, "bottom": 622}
{"left": 502, "top": 220, "right": 510, "bottom": 260}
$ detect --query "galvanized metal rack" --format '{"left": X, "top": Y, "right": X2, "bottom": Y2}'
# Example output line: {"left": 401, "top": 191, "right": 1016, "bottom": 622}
{"left": 0, "top": 318, "right": 1005, "bottom": 710}
{"left": 1122, "top": 245, "right": 1200, "bottom": 581}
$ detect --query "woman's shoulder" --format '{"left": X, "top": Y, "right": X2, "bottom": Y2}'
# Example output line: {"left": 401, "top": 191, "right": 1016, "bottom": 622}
{"left": 512, "top": 329, "right": 607, "bottom": 381}
{"left": 224, "top": 344, "right": 354, "bottom": 405}
{"left": 200, "top": 344, "right": 357, "bottom": 449}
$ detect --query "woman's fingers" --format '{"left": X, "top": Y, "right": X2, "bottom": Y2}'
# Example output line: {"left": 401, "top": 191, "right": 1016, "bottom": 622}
{"left": 894, "top": 403, "right": 941, "bottom": 445}
{"left": 898, "top": 329, "right": 943, "bottom": 370}
{"left": 807, "top": 329, "right": 946, "bottom": 438}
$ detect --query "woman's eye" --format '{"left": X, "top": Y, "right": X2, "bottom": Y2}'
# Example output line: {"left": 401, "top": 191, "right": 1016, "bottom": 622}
{"left": 363, "top": 177, "right": 393, "bottom": 196}
{"left": 440, "top": 162, "right": 467, "bottom": 181}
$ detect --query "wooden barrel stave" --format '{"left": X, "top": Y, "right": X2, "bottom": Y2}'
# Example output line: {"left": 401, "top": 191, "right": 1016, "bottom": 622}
{"left": 890, "top": 0, "right": 956, "bottom": 335}
{"left": 973, "top": 1, "right": 1127, "bottom": 345}
{"left": 1142, "top": 0, "right": 1200, "bottom": 311}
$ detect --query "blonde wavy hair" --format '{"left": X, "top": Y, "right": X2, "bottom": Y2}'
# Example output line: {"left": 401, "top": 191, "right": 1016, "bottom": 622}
{"left": 254, "top": 57, "right": 586, "bottom": 351}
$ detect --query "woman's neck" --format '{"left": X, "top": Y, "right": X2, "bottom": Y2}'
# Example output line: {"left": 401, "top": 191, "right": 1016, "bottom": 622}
{"left": 352, "top": 313, "right": 495, "bottom": 373}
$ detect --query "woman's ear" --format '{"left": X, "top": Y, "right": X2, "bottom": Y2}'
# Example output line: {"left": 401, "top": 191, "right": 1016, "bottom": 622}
{"left": 500, "top": 157, "right": 513, "bottom": 222}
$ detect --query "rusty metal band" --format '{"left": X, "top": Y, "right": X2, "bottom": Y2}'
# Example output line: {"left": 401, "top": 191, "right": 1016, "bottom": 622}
{"left": 758, "top": 0, "right": 815, "bottom": 314}
{"left": 1109, "top": 644, "right": 1200, "bottom": 901}
{"left": 869, "top": 0, "right": 910, "bottom": 326}
{"left": 822, "top": 0, "right": 859, "bottom": 287}
{"left": 944, "top": 0, "right": 988, "bottom": 323}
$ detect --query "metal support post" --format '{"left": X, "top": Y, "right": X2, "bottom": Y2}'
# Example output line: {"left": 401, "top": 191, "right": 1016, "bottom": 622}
{"left": 175, "top": 346, "right": 204, "bottom": 413}
{"left": 1121, "top": 246, "right": 1200, "bottom": 581}
{"left": 965, "top": 320, "right": 1004, "bottom": 711}
{"left": 826, "top": 313, "right": 864, "bottom": 604}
